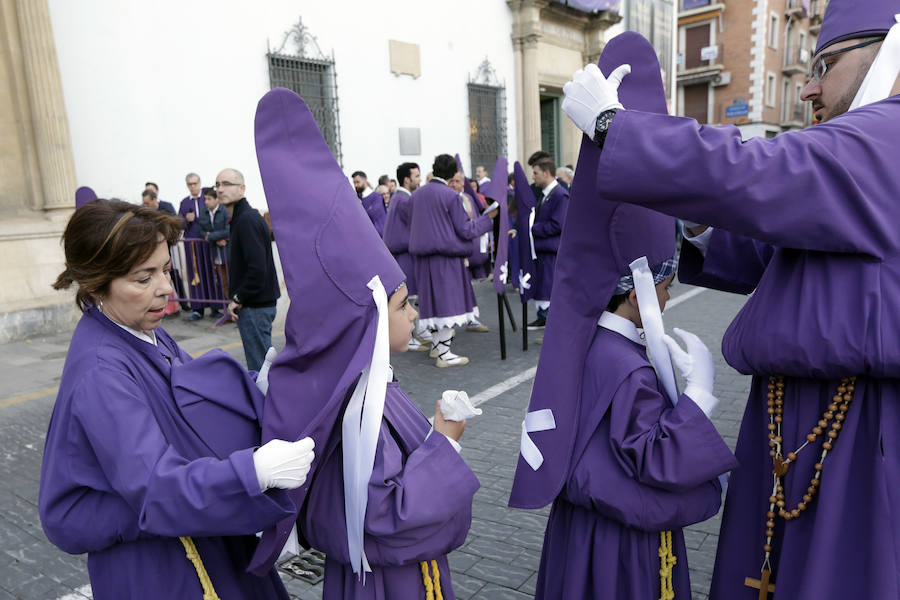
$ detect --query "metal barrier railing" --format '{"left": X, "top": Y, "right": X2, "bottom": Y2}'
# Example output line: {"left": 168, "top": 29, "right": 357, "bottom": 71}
{"left": 169, "top": 238, "right": 230, "bottom": 315}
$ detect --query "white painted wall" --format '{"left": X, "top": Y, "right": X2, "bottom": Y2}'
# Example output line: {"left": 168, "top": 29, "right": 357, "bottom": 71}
{"left": 49, "top": 0, "right": 518, "bottom": 209}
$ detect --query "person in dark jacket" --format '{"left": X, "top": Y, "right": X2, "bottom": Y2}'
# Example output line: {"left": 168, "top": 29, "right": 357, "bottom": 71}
{"left": 199, "top": 188, "right": 230, "bottom": 318}
{"left": 216, "top": 168, "right": 280, "bottom": 371}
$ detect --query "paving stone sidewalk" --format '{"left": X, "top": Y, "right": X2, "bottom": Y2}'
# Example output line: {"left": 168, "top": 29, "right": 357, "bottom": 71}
{"left": 0, "top": 281, "right": 749, "bottom": 599}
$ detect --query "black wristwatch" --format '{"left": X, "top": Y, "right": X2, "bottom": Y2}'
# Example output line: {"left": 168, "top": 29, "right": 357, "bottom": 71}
{"left": 593, "top": 108, "right": 619, "bottom": 148}
{"left": 232, "top": 293, "right": 241, "bottom": 304}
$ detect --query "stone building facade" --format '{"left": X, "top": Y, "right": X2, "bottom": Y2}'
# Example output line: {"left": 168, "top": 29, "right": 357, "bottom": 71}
{"left": 676, "top": 0, "right": 823, "bottom": 137}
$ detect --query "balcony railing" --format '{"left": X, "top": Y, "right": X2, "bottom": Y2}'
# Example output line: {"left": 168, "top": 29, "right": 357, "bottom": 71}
{"left": 786, "top": 0, "right": 806, "bottom": 17}
{"left": 781, "top": 102, "right": 808, "bottom": 128}
{"left": 783, "top": 44, "right": 810, "bottom": 75}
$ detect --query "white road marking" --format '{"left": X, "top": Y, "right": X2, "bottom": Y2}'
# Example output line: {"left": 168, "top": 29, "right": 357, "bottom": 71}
{"left": 56, "top": 585, "right": 92, "bottom": 599}
{"left": 666, "top": 286, "right": 706, "bottom": 310}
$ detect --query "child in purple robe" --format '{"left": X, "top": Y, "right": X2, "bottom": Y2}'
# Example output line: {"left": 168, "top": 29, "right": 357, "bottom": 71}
{"left": 245, "top": 88, "right": 479, "bottom": 600}
{"left": 509, "top": 32, "right": 737, "bottom": 600}
{"left": 301, "top": 280, "right": 479, "bottom": 599}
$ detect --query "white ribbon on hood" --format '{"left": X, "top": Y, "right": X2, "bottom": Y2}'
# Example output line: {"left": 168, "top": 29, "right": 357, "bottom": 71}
{"left": 630, "top": 257, "right": 679, "bottom": 405}
{"left": 850, "top": 15, "right": 900, "bottom": 110}
{"left": 341, "top": 275, "right": 391, "bottom": 579}
{"left": 520, "top": 409, "right": 556, "bottom": 470}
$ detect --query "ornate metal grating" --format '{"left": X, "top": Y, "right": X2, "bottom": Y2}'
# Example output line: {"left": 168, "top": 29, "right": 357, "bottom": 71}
{"left": 468, "top": 59, "right": 508, "bottom": 174}
{"left": 267, "top": 18, "right": 343, "bottom": 167}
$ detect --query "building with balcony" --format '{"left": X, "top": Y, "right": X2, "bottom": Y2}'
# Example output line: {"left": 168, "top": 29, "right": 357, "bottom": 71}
{"left": 676, "top": 0, "right": 822, "bottom": 137}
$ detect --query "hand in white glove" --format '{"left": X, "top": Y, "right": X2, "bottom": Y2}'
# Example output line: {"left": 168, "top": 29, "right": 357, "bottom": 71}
{"left": 255, "top": 347, "right": 277, "bottom": 395}
{"left": 440, "top": 390, "right": 482, "bottom": 422}
{"left": 252, "top": 437, "right": 315, "bottom": 492}
{"left": 562, "top": 63, "right": 631, "bottom": 136}
{"left": 662, "top": 327, "right": 718, "bottom": 417}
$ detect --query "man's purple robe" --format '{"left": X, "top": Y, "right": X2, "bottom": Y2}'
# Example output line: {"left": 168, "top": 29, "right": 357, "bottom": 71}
{"left": 537, "top": 326, "right": 735, "bottom": 599}
{"left": 595, "top": 95, "right": 900, "bottom": 599}
{"left": 382, "top": 188, "right": 417, "bottom": 296}
{"left": 409, "top": 180, "right": 492, "bottom": 324}
{"left": 178, "top": 195, "right": 213, "bottom": 311}
{"left": 39, "top": 308, "right": 295, "bottom": 599}
{"left": 302, "top": 382, "right": 478, "bottom": 599}
{"left": 532, "top": 183, "right": 569, "bottom": 301}
{"left": 361, "top": 191, "right": 387, "bottom": 237}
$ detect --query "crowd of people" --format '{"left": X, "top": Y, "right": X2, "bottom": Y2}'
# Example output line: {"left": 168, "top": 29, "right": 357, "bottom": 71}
{"left": 36, "top": 3, "right": 900, "bottom": 598}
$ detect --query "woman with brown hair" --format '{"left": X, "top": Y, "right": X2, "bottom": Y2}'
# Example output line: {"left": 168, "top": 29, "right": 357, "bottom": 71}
{"left": 39, "top": 199, "right": 314, "bottom": 599}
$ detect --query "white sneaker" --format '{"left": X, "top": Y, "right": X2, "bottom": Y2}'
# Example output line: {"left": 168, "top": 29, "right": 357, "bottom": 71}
{"left": 416, "top": 329, "right": 434, "bottom": 343}
{"left": 436, "top": 352, "right": 469, "bottom": 368}
{"left": 466, "top": 320, "right": 489, "bottom": 333}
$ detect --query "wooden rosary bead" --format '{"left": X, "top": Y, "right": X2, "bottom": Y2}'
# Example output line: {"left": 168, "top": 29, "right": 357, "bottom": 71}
{"left": 769, "top": 495, "right": 778, "bottom": 504}
{"left": 836, "top": 413, "right": 845, "bottom": 422}
{"left": 818, "top": 419, "right": 828, "bottom": 428}
{"left": 768, "top": 424, "right": 777, "bottom": 431}
{"left": 807, "top": 486, "right": 816, "bottom": 495}
{"left": 827, "top": 430, "right": 838, "bottom": 439}
{"left": 811, "top": 479, "right": 820, "bottom": 487}
{"left": 802, "top": 494, "right": 812, "bottom": 502}
{"left": 767, "top": 408, "right": 775, "bottom": 414}
{"left": 767, "top": 511, "right": 775, "bottom": 519}
{"left": 823, "top": 441, "right": 833, "bottom": 450}
{"left": 829, "top": 402, "right": 838, "bottom": 411}
{"left": 837, "top": 386, "right": 847, "bottom": 394}
{"left": 813, "top": 426, "right": 823, "bottom": 435}
{"left": 766, "top": 528, "right": 775, "bottom": 537}
{"left": 791, "top": 509, "right": 800, "bottom": 518}
{"left": 797, "top": 502, "right": 806, "bottom": 511}
{"left": 832, "top": 422, "right": 842, "bottom": 431}
{"left": 764, "top": 544, "right": 773, "bottom": 552}
{"left": 814, "top": 463, "right": 823, "bottom": 471}
{"left": 824, "top": 411, "right": 834, "bottom": 419}
{"left": 787, "top": 452, "right": 798, "bottom": 461}
{"left": 774, "top": 436, "right": 783, "bottom": 443}
{"left": 766, "top": 520, "right": 775, "bottom": 528}
{"left": 776, "top": 500, "right": 786, "bottom": 508}
{"left": 843, "top": 394, "right": 852, "bottom": 402}
{"left": 769, "top": 449, "right": 777, "bottom": 457}
{"left": 775, "top": 416, "right": 783, "bottom": 423}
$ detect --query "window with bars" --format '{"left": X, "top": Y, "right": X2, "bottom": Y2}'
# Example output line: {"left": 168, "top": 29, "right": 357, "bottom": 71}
{"left": 467, "top": 83, "right": 507, "bottom": 174}
{"left": 268, "top": 53, "right": 343, "bottom": 166}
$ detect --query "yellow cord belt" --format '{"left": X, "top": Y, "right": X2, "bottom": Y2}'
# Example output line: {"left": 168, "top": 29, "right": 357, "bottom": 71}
{"left": 658, "top": 530, "right": 676, "bottom": 600}
{"left": 420, "top": 560, "right": 444, "bottom": 600}
{"left": 179, "top": 536, "right": 221, "bottom": 600}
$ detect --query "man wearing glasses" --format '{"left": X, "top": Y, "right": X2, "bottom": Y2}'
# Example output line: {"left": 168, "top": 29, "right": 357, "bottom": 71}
{"left": 558, "top": 2, "right": 899, "bottom": 598}
{"left": 216, "top": 168, "right": 280, "bottom": 372}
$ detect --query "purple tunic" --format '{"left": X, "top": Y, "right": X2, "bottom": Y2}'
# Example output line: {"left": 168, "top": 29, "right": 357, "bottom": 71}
{"left": 532, "top": 184, "right": 569, "bottom": 300}
{"left": 302, "top": 382, "right": 479, "bottom": 599}
{"left": 178, "top": 195, "right": 213, "bottom": 310}
{"left": 537, "top": 327, "right": 736, "bottom": 599}
{"left": 409, "top": 180, "right": 492, "bottom": 323}
{"left": 595, "top": 96, "right": 900, "bottom": 599}
{"left": 361, "top": 191, "right": 387, "bottom": 237}
{"left": 382, "top": 188, "right": 417, "bottom": 296}
{"left": 39, "top": 308, "right": 295, "bottom": 599}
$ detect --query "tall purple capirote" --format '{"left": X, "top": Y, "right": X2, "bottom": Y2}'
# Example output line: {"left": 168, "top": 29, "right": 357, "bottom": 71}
{"left": 247, "top": 87, "right": 404, "bottom": 575}
{"left": 509, "top": 31, "right": 675, "bottom": 510}
{"left": 513, "top": 161, "right": 537, "bottom": 303}
{"left": 815, "top": 0, "right": 897, "bottom": 53}
{"left": 479, "top": 157, "right": 510, "bottom": 296}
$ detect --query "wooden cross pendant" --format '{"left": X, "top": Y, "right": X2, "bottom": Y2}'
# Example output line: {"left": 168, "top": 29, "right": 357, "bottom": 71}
{"left": 745, "top": 570, "right": 776, "bottom": 600}
{"left": 773, "top": 457, "right": 789, "bottom": 477}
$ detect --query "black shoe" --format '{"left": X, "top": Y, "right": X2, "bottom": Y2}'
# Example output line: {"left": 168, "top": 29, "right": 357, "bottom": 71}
{"left": 527, "top": 317, "right": 546, "bottom": 330}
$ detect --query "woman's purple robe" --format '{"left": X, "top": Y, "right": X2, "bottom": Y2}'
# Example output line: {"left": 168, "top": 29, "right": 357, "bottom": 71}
{"left": 595, "top": 96, "right": 900, "bottom": 599}
{"left": 39, "top": 308, "right": 295, "bottom": 599}
{"left": 301, "top": 382, "right": 479, "bottom": 599}
{"left": 537, "top": 326, "right": 736, "bottom": 599}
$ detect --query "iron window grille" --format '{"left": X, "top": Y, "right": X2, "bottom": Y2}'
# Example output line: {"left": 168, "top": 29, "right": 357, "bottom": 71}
{"left": 468, "top": 59, "right": 508, "bottom": 175}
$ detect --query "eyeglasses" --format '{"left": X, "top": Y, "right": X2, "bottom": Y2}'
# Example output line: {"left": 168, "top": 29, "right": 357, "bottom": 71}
{"left": 214, "top": 181, "right": 242, "bottom": 189}
{"left": 808, "top": 37, "right": 884, "bottom": 82}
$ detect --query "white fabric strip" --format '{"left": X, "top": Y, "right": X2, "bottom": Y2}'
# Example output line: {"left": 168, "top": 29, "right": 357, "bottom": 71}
{"left": 850, "top": 15, "right": 900, "bottom": 110}
{"left": 341, "top": 275, "right": 391, "bottom": 579}
{"left": 528, "top": 208, "right": 538, "bottom": 260}
{"left": 520, "top": 409, "right": 556, "bottom": 470}
{"left": 630, "top": 257, "right": 680, "bottom": 405}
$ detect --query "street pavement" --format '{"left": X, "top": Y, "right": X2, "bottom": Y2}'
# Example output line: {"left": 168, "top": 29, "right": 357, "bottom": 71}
{"left": 0, "top": 279, "right": 750, "bottom": 599}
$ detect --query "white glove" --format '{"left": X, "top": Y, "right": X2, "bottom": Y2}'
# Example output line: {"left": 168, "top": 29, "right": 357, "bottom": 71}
{"left": 252, "top": 437, "right": 315, "bottom": 492}
{"left": 562, "top": 63, "right": 631, "bottom": 136}
{"left": 255, "top": 347, "right": 277, "bottom": 395}
{"left": 440, "top": 390, "right": 482, "bottom": 421}
{"left": 662, "top": 327, "right": 718, "bottom": 417}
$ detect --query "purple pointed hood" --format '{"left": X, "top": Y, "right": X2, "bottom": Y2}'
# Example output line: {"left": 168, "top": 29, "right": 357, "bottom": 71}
{"left": 248, "top": 87, "right": 404, "bottom": 574}
{"left": 75, "top": 186, "right": 97, "bottom": 208}
{"left": 513, "top": 161, "right": 538, "bottom": 302}
{"left": 480, "top": 158, "right": 510, "bottom": 295}
{"left": 815, "top": 0, "right": 897, "bottom": 53}
{"left": 509, "top": 31, "right": 676, "bottom": 509}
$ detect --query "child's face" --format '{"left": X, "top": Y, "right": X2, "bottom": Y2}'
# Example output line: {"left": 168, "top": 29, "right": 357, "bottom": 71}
{"left": 387, "top": 283, "right": 417, "bottom": 352}
{"left": 655, "top": 274, "right": 675, "bottom": 313}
